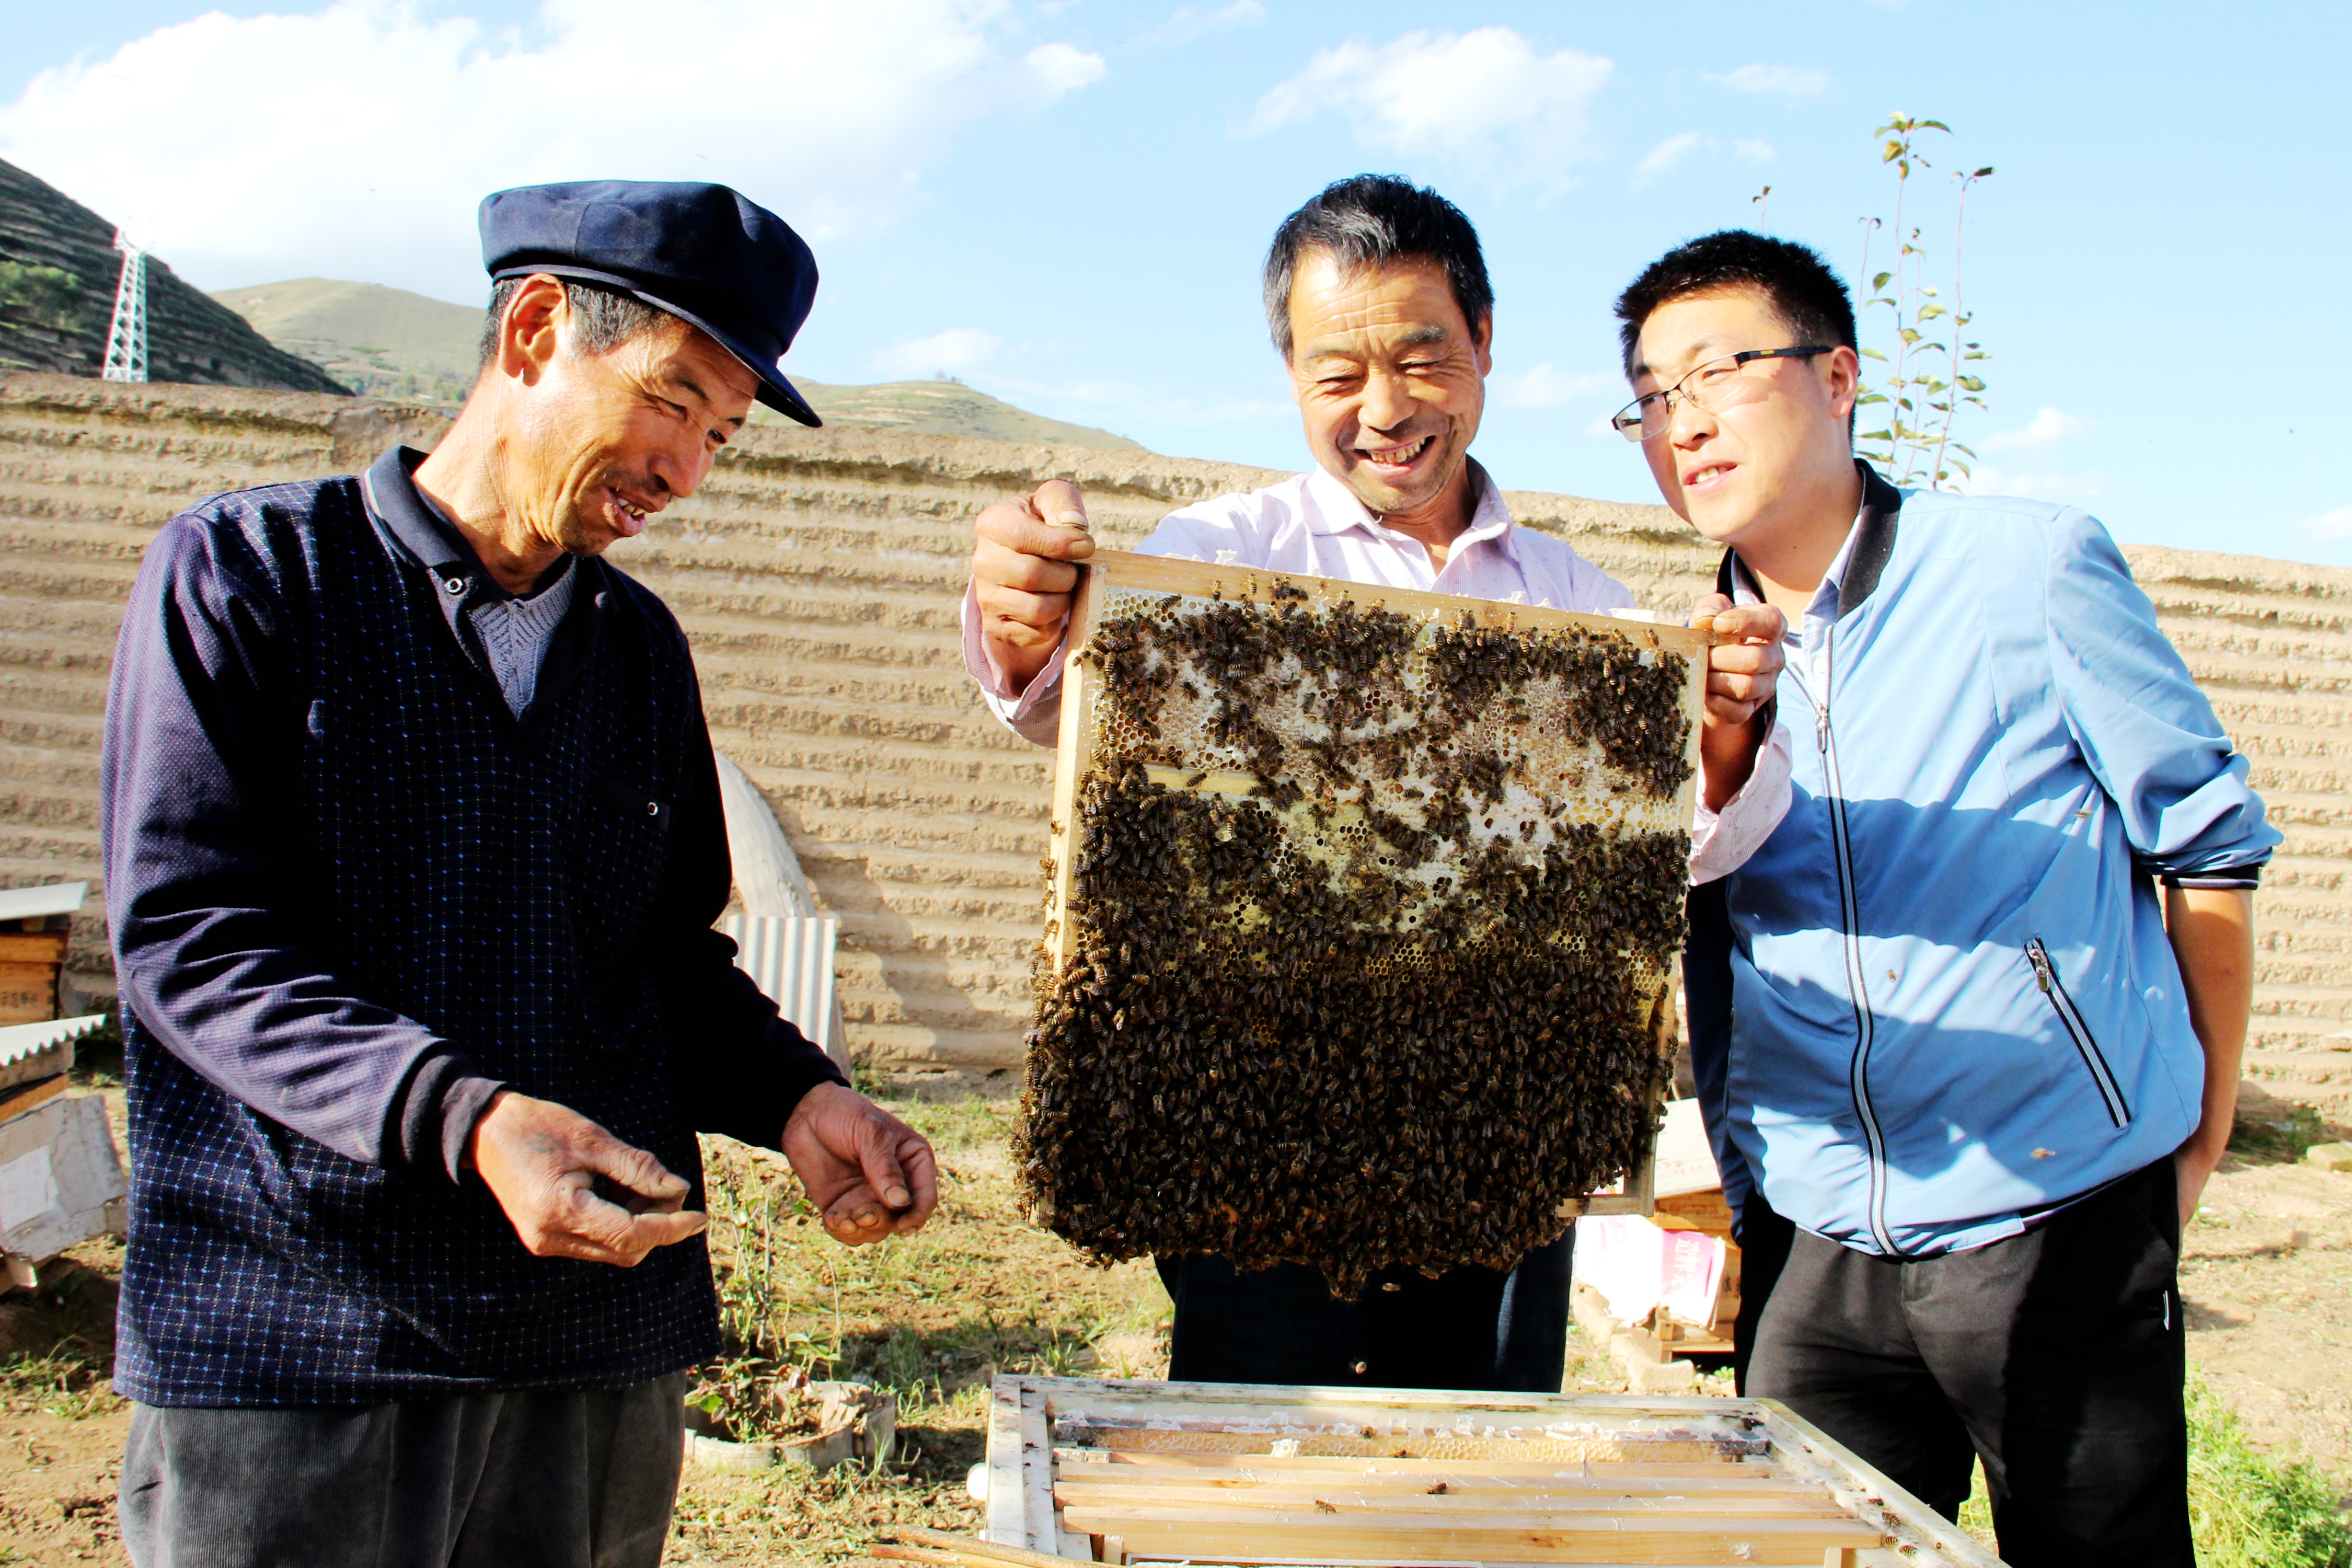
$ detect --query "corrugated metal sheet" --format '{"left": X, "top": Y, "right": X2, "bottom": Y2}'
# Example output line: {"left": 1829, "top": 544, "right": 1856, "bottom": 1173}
{"left": 0, "top": 882, "right": 85, "bottom": 923}
{"left": 721, "top": 915, "right": 845, "bottom": 1069}
{"left": 0, "top": 1013, "right": 103, "bottom": 1073}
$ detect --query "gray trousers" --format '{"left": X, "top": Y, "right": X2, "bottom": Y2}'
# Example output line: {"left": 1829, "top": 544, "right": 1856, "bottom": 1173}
{"left": 120, "top": 1374, "right": 686, "bottom": 1568}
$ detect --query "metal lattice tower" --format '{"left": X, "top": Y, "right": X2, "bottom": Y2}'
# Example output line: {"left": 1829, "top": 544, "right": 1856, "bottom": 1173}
{"left": 101, "top": 230, "right": 148, "bottom": 383}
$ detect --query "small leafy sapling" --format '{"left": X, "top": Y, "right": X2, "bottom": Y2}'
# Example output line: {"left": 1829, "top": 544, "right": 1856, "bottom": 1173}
{"left": 1853, "top": 115, "right": 1993, "bottom": 489}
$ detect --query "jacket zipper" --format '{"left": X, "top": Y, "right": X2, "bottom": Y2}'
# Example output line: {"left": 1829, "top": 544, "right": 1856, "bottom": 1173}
{"left": 1792, "top": 626, "right": 1900, "bottom": 1257}
{"left": 2026, "top": 937, "right": 2131, "bottom": 1128}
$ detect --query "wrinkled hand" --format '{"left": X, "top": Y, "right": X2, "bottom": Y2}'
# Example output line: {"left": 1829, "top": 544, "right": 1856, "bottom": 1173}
{"left": 972, "top": 479, "right": 1095, "bottom": 697}
{"left": 782, "top": 1081, "right": 940, "bottom": 1247}
{"left": 1693, "top": 594, "right": 1788, "bottom": 811}
{"left": 467, "top": 1090, "right": 706, "bottom": 1266}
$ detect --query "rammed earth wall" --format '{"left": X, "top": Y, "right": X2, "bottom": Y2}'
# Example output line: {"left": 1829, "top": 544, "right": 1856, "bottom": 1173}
{"left": 4, "top": 373, "right": 2348, "bottom": 1109}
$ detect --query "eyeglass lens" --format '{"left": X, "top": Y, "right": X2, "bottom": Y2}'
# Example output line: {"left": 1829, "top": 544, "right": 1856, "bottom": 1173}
{"left": 1614, "top": 353, "right": 1783, "bottom": 442}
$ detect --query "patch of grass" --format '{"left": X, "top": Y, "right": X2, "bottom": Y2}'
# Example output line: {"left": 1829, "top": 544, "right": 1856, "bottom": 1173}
{"left": 2188, "top": 1374, "right": 2352, "bottom": 1568}
{"left": 0, "top": 1349, "right": 124, "bottom": 1422}
{"left": 1948, "top": 1379, "right": 2352, "bottom": 1568}
{"left": 1958, "top": 1458, "right": 1996, "bottom": 1547}
{"left": 669, "top": 1092, "right": 1171, "bottom": 1565}
{"left": 2233, "top": 1100, "right": 2330, "bottom": 1165}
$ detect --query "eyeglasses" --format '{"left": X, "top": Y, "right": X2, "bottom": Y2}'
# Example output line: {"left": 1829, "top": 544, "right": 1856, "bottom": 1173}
{"left": 1610, "top": 347, "right": 1833, "bottom": 442}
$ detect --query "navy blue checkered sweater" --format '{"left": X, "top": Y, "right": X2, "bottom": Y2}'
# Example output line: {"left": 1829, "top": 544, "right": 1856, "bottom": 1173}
{"left": 102, "top": 459, "right": 841, "bottom": 1405}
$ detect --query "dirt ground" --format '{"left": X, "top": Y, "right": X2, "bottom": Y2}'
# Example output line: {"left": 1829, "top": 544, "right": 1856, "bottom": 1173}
{"left": 4, "top": 1097, "right": 2348, "bottom": 1566}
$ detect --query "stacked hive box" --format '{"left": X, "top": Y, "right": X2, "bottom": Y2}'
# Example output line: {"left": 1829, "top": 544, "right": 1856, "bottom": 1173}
{"left": 0, "top": 373, "right": 2346, "bottom": 1111}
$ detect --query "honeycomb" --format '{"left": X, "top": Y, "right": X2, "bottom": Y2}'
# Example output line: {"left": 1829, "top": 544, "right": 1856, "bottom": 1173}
{"left": 1016, "top": 567, "right": 1699, "bottom": 1296}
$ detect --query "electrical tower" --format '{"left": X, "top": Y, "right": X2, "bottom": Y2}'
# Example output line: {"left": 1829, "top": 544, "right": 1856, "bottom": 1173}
{"left": 101, "top": 230, "right": 148, "bottom": 383}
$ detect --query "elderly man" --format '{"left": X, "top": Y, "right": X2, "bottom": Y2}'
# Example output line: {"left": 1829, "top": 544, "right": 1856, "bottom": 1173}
{"left": 966, "top": 175, "right": 1792, "bottom": 1391}
{"left": 101, "top": 181, "right": 936, "bottom": 1567}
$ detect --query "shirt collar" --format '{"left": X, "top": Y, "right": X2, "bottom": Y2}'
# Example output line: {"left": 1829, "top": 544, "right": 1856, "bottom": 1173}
{"left": 1302, "top": 456, "right": 1520, "bottom": 561}
{"left": 360, "top": 445, "right": 572, "bottom": 604}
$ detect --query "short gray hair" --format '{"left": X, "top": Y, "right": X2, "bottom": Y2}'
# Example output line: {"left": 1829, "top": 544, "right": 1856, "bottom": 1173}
{"left": 477, "top": 275, "right": 673, "bottom": 372}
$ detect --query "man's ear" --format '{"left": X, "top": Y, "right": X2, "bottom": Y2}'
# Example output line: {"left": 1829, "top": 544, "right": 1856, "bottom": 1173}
{"left": 492, "top": 273, "right": 569, "bottom": 383}
{"left": 1821, "top": 344, "right": 1862, "bottom": 423}
{"left": 1472, "top": 310, "right": 1494, "bottom": 378}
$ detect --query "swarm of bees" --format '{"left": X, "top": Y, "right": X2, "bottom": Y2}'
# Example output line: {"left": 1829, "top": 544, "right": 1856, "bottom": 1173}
{"left": 1014, "top": 584, "right": 1694, "bottom": 1297}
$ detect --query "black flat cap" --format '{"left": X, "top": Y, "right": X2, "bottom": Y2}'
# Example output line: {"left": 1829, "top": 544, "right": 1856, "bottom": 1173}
{"left": 480, "top": 180, "right": 823, "bottom": 426}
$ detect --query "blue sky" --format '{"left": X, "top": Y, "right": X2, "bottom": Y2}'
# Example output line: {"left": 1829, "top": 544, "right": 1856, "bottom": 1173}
{"left": 7, "top": 1, "right": 2348, "bottom": 566}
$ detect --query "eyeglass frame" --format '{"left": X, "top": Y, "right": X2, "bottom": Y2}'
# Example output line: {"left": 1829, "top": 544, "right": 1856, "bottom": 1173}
{"left": 1610, "top": 345, "right": 1835, "bottom": 442}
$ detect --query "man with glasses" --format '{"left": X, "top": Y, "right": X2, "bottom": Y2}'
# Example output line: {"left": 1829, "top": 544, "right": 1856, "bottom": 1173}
{"left": 1611, "top": 229, "right": 2275, "bottom": 1567}
{"left": 963, "top": 176, "right": 1794, "bottom": 1391}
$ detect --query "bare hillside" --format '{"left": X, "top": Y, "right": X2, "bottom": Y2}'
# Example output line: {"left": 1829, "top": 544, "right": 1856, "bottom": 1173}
{"left": 1, "top": 373, "right": 2344, "bottom": 1110}
{"left": 206, "top": 276, "right": 1146, "bottom": 450}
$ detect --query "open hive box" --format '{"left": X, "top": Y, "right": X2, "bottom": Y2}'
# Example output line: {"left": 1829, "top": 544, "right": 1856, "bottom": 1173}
{"left": 1017, "top": 552, "right": 1721, "bottom": 1292}
{"left": 984, "top": 1376, "right": 2005, "bottom": 1567}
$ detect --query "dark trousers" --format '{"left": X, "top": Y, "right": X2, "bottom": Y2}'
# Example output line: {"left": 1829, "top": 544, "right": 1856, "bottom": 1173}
{"left": 1747, "top": 1159, "right": 2190, "bottom": 1568}
{"left": 1157, "top": 1228, "right": 1573, "bottom": 1392}
{"left": 119, "top": 1374, "right": 685, "bottom": 1568}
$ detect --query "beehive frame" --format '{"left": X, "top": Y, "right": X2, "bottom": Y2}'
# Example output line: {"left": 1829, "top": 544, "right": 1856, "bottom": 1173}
{"left": 1042, "top": 552, "right": 1719, "bottom": 973}
{"left": 985, "top": 1375, "right": 2007, "bottom": 1568}
{"left": 1030, "top": 550, "right": 1731, "bottom": 1260}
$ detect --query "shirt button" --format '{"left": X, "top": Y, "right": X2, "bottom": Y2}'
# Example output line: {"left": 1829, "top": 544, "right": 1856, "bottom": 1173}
{"left": 646, "top": 802, "right": 659, "bottom": 816}
{"left": 1351, "top": 1361, "right": 1368, "bottom": 1376}
{"left": 442, "top": 577, "right": 466, "bottom": 595}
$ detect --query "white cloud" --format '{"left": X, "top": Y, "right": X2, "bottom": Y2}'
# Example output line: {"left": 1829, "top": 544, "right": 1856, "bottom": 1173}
{"left": 1489, "top": 363, "right": 1618, "bottom": 409}
{"left": 2302, "top": 506, "right": 2352, "bottom": 542}
{"left": 0, "top": 1, "right": 1108, "bottom": 301}
{"left": 1144, "top": 1, "right": 1266, "bottom": 46}
{"left": 1981, "top": 406, "right": 2090, "bottom": 452}
{"left": 1705, "top": 64, "right": 1830, "bottom": 97}
{"left": 871, "top": 327, "right": 1004, "bottom": 380}
{"left": 1630, "top": 130, "right": 1774, "bottom": 188}
{"left": 1243, "top": 28, "right": 1613, "bottom": 190}
{"left": 1632, "top": 131, "right": 1707, "bottom": 188}
{"left": 1025, "top": 41, "right": 1107, "bottom": 95}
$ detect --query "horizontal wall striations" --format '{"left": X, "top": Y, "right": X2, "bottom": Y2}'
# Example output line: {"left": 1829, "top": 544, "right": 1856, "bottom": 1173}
{"left": 4, "top": 375, "right": 2349, "bottom": 1110}
{"left": 605, "top": 434, "right": 1287, "bottom": 1073}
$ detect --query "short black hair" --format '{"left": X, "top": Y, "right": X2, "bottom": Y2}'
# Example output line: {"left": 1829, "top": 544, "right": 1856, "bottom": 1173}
{"left": 1262, "top": 175, "right": 1493, "bottom": 360}
{"left": 477, "top": 275, "right": 674, "bottom": 373}
{"left": 1612, "top": 230, "right": 1855, "bottom": 375}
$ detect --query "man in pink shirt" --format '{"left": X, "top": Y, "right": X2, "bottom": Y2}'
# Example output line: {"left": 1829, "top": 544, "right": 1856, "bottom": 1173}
{"left": 965, "top": 175, "right": 1790, "bottom": 1389}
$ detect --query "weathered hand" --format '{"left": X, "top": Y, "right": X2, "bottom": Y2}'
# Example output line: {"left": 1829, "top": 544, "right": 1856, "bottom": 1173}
{"left": 781, "top": 1081, "right": 940, "bottom": 1247}
{"left": 971, "top": 479, "right": 1096, "bottom": 696}
{"left": 2176, "top": 1141, "right": 2225, "bottom": 1230}
{"left": 466, "top": 1090, "right": 706, "bottom": 1266}
{"left": 1693, "top": 595, "right": 1788, "bottom": 811}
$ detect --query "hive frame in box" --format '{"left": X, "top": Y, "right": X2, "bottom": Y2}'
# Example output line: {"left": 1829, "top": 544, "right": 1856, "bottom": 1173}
{"left": 1042, "top": 550, "right": 1722, "bottom": 1221}
{"left": 985, "top": 1374, "right": 2007, "bottom": 1568}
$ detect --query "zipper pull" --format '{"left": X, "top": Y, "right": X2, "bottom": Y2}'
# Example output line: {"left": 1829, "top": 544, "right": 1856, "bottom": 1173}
{"left": 2027, "top": 940, "right": 2054, "bottom": 993}
{"left": 1815, "top": 706, "right": 1829, "bottom": 753}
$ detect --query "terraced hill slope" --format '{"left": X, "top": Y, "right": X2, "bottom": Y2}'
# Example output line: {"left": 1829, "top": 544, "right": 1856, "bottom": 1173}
{"left": 0, "top": 159, "right": 348, "bottom": 394}
{"left": 2, "top": 373, "right": 2345, "bottom": 1109}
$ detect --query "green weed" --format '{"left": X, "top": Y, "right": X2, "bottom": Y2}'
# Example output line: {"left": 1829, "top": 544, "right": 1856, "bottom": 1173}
{"left": 1950, "top": 1378, "right": 2352, "bottom": 1567}
{"left": 2187, "top": 1375, "right": 2352, "bottom": 1568}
